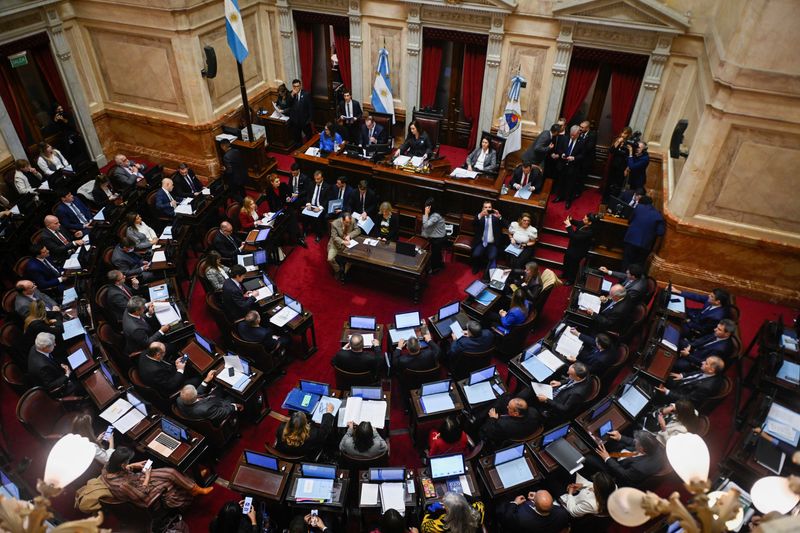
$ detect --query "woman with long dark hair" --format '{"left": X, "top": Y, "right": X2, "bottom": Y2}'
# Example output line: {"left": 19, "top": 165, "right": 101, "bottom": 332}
{"left": 604, "top": 126, "right": 633, "bottom": 201}
{"left": 339, "top": 420, "right": 387, "bottom": 458}
{"left": 562, "top": 212, "right": 598, "bottom": 285}
{"left": 421, "top": 197, "right": 447, "bottom": 273}
{"left": 395, "top": 120, "right": 433, "bottom": 159}
{"left": 561, "top": 471, "right": 616, "bottom": 518}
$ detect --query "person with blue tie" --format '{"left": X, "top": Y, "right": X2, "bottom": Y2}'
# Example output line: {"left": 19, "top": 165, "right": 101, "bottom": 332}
{"left": 54, "top": 190, "right": 92, "bottom": 235}
{"left": 471, "top": 200, "right": 506, "bottom": 276}
{"left": 671, "top": 286, "right": 731, "bottom": 338}
{"left": 673, "top": 319, "right": 736, "bottom": 372}
{"left": 26, "top": 243, "right": 66, "bottom": 293}
{"left": 155, "top": 177, "right": 179, "bottom": 218}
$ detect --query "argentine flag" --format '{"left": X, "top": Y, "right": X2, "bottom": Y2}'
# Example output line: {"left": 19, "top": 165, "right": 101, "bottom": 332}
{"left": 225, "top": 0, "right": 249, "bottom": 63}
{"left": 371, "top": 48, "right": 395, "bottom": 124}
{"left": 498, "top": 74, "right": 526, "bottom": 159}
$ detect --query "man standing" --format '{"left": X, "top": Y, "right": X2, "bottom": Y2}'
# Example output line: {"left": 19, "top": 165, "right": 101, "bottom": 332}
{"left": 328, "top": 212, "right": 361, "bottom": 281}
{"left": 220, "top": 139, "right": 247, "bottom": 202}
{"left": 337, "top": 89, "right": 362, "bottom": 142}
{"left": 289, "top": 78, "right": 313, "bottom": 143}
{"left": 302, "top": 171, "right": 330, "bottom": 242}
{"left": 522, "top": 123, "right": 560, "bottom": 167}
{"left": 471, "top": 201, "right": 505, "bottom": 275}
{"left": 625, "top": 141, "right": 650, "bottom": 189}
{"left": 554, "top": 125, "right": 585, "bottom": 209}
{"left": 579, "top": 121, "right": 597, "bottom": 193}
{"left": 622, "top": 195, "right": 665, "bottom": 269}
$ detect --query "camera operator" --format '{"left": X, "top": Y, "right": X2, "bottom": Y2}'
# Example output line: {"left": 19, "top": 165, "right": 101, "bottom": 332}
{"left": 624, "top": 137, "right": 649, "bottom": 190}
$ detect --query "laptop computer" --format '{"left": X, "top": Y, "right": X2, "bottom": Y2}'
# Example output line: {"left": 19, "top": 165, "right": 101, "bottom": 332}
{"left": 542, "top": 424, "right": 570, "bottom": 447}
{"left": 395, "top": 241, "right": 417, "bottom": 257}
{"left": 391, "top": 311, "right": 420, "bottom": 344}
{"left": 589, "top": 397, "right": 613, "bottom": 421}
{"left": 430, "top": 453, "right": 466, "bottom": 494}
{"left": 301, "top": 463, "right": 337, "bottom": 479}
{"left": 369, "top": 467, "right": 405, "bottom": 482}
{"left": 661, "top": 322, "right": 681, "bottom": 352}
{"left": 493, "top": 444, "right": 533, "bottom": 488}
{"left": 148, "top": 418, "right": 189, "bottom": 456}
{"left": 126, "top": 390, "right": 148, "bottom": 416}
{"left": 607, "top": 195, "right": 634, "bottom": 219}
{"left": 299, "top": 380, "right": 330, "bottom": 396}
{"left": 465, "top": 280, "right": 487, "bottom": 298}
{"left": 349, "top": 315, "right": 376, "bottom": 330}
{"left": 148, "top": 283, "right": 170, "bottom": 302}
{"left": 468, "top": 365, "right": 496, "bottom": 386}
{"left": 433, "top": 301, "right": 461, "bottom": 338}
{"left": 419, "top": 379, "right": 455, "bottom": 414}
{"left": 243, "top": 450, "right": 280, "bottom": 471}
{"left": 351, "top": 386, "right": 382, "bottom": 400}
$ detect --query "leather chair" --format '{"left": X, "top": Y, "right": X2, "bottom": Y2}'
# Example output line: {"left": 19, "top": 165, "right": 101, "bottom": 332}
{"left": 583, "top": 375, "right": 602, "bottom": 405}
{"left": 225, "top": 202, "right": 242, "bottom": 231}
{"left": 188, "top": 256, "right": 213, "bottom": 303}
{"left": 411, "top": 107, "right": 442, "bottom": 157}
{"left": 480, "top": 131, "right": 508, "bottom": 172}
{"left": 128, "top": 368, "right": 174, "bottom": 414}
{"left": 30, "top": 228, "right": 44, "bottom": 244}
{"left": 644, "top": 276, "right": 658, "bottom": 304}
{"left": 145, "top": 189, "right": 171, "bottom": 228}
{"left": 0, "top": 322, "right": 25, "bottom": 366}
{"left": 93, "top": 284, "right": 119, "bottom": 327}
{"left": 695, "top": 414, "right": 711, "bottom": 437}
{"left": 450, "top": 348, "right": 494, "bottom": 381}
{"left": 334, "top": 364, "right": 379, "bottom": 390}
{"left": 727, "top": 304, "right": 741, "bottom": 323}
{"left": 99, "top": 491, "right": 165, "bottom": 533}
{"left": 493, "top": 310, "right": 537, "bottom": 360}
{"left": 508, "top": 425, "right": 543, "bottom": 444}
{"left": 101, "top": 246, "right": 115, "bottom": 269}
{"left": 206, "top": 292, "right": 233, "bottom": 344}
{"left": 264, "top": 441, "right": 308, "bottom": 463}
{"left": 202, "top": 228, "right": 220, "bottom": 250}
{"left": 16, "top": 387, "right": 83, "bottom": 441}
{"left": 405, "top": 215, "right": 431, "bottom": 252}
{"left": 230, "top": 330, "right": 286, "bottom": 377}
{"left": 97, "top": 320, "right": 134, "bottom": 373}
{"left": 340, "top": 444, "right": 390, "bottom": 471}
{"left": 621, "top": 303, "right": 648, "bottom": 351}
{"left": 13, "top": 257, "right": 30, "bottom": 278}
{"left": 700, "top": 376, "right": 732, "bottom": 414}
{"left": 452, "top": 214, "right": 475, "bottom": 260}
{"left": 170, "top": 404, "right": 239, "bottom": 450}
{"left": 369, "top": 111, "right": 394, "bottom": 148}
{"left": 600, "top": 343, "right": 630, "bottom": 395}
{"left": 2, "top": 359, "right": 30, "bottom": 395}
{"left": 1, "top": 290, "right": 18, "bottom": 319}
{"left": 533, "top": 284, "right": 554, "bottom": 318}
{"left": 400, "top": 364, "right": 442, "bottom": 392}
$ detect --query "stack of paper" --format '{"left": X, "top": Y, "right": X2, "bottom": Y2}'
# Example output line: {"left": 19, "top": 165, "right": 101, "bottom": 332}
{"left": 380, "top": 483, "right": 406, "bottom": 515}
{"left": 152, "top": 250, "right": 167, "bottom": 263}
{"left": 342, "top": 397, "right": 387, "bottom": 429}
{"left": 504, "top": 243, "right": 523, "bottom": 257}
{"left": 765, "top": 403, "right": 800, "bottom": 445}
{"left": 578, "top": 292, "right": 602, "bottom": 313}
{"left": 389, "top": 328, "right": 416, "bottom": 344}
{"left": 100, "top": 398, "right": 145, "bottom": 434}
{"left": 270, "top": 306, "right": 299, "bottom": 327}
{"left": 410, "top": 156, "right": 425, "bottom": 167}
{"left": 92, "top": 208, "right": 106, "bottom": 222}
{"left": 39, "top": 181, "right": 50, "bottom": 190}
{"left": 352, "top": 213, "right": 375, "bottom": 234}
{"left": 667, "top": 295, "right": 685, "bottom": 314}
{"left": 312, "top": 396, "right": 342, "bottom": 423}
{"left": 360, "top": 483, "right": 379, "bottom": 505}
{"left": 348, "top": 333, "right": 375, "bottom": 345}
{"left": 175, "top": 204, "right": 192, "bottom": 215}
{"left": 202, "top": 187, "right": 211, "bottom": 195}
{"left": 253, "top": 285, "right": 274, "bottom": 301}
{"left": 153, "top": 301, "right": 181, "bottom": 326}
{"left": 160, "top": 227, "right": 173, "bottom": 240}
{"left": 305, "top": 147, "right": 321, "bottom": 157}
{"left": 363, "top": 238, "right": 380, "bottom": 246}
{"left": 215, "top": 133, "right": 237, "bottom": 142}
{"left": 531, "top": 382, "right": 553, "bottom": 399}
{"left": 295, "top": 478, "right": 333, "bottom": 502}
{"left": 514, "top": 187, "right": 532, "bottom": 199}
{"left": 555, "top": 329, "right": 583, "bottom": 359}
{"left": 10, "top": 205, "right": 20, "bottom": 215}
{"left": 463, "top": 381, "right": 495, "bottom": 404}
{"left": 63, "top": 253, "right": 81, "bottom": 270}
{"left": 393, "top": 155, "right": 411, "bottom": 166}
{"left": 490, "top": 268, "right": 510, "bottom": 284}
{"left": 302, "top": 206, "right": 323, "bottom": 218}
{"left": 450, "top": 168, "right": 478, "bottom": 179}
{"left": 345, "top": 239, "right": 359, "bottom": 249}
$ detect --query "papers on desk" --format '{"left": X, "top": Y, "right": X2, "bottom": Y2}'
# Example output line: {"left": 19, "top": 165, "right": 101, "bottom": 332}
{"left": 341, "top": 397, "right": 387, "bottom": 429}
{"left": 537, "top": 348, "right": 565, "bottom": 372}
{"left": 380, "top": 483, "right": 406, "bottom": 515}
{"left": 393, "top": 155, "right": 411, "bottom": 166}
{"left": 352, "top": 212, "right": 375, "bottom": 234}
{"left": 295, "top": 478, "right": 333, "bottom": 502}
{"left": 764, "top": 402, "right": 800, "bottom": 446}
{"left": 514, "top": 186, "right": 532, "bottom": 200}
{"left": 463, "top": 381, "right": 495, "bottom": 404}
{"left": 153, "top": 301, "right": 181, "bottom": 326}
{"left": 39, "top": 180, "right": 50, "bottom": 190}
{"left": 92, "top": 208, "right": 106, "bottom": 222}
{"left": 302, "top": 206, "right": 323, "bottom": 218}
{"left": 252, "top": 285, "right": 274, "bottom": 301}
{"left": 63, "top": 252, "right": 81, "bottom": 270}
{"left": 780, "top": 334, "right": 798, "bottom": 352}
{"left": 361, "top": 483, "right": 380, "bottom": 505}
{"left": 531, "top": 382, "right": 553, "bottom": 400}
{"left": 459, "top": 475, "right": 472, "bottom": 496}
{"left": 389, "top": 328, "right": 416, "bottom": 344}
{"left": 62, "top": 287, "right": 78, "bottom": 305}
{"left": 175, "top": 204, "right": 193, "bottom": 215}
{"left": 555, "top": 329, "right": 583, "bottom": 359}
{"left": 271, "top": 111, "right": 290, "bottom": 121}
{"left": 410, "top": 156, "right": 425, "bottom": 167}
{"left": 202, "top": 187, "right": 211, "bottom": 196}
{"left": 349, "top": 333, "right": 375, "bottom": 345}
{"left": 578, "top": 292, "right": 602, "bottom": 314}
{"left": 10, "top": 204, "right": 20, "bottom": 215}
{"left": 305, "top": 147, "right": 321, "bottom": 157}
{"left": 100, "top": 398, "right": 133, "bottom": 424}
{"left": 270, "top": 305, "right": 299, "bottom": 327}
{"left": 450, "top": 167, "right": 478, "bottom": 179}
{"left": 490, "top": 268, "right": 510, "bottom": 284}
{"left": 62, "top": 317, "right": 86, "bottom": 340}
{"left": 450, "top": 321, "right": 464, "bottom": 340}
{"left": 114, "top": 408, "right": 145, "bottom": 434}
{"left": 504, "top": 243, "right": 523, "bottom": 257}
{"left": 312, "top": 396, "right": 342, "bottom": 424}
{"left": 160, "top": 226, "right": 173, "bottom": 240}
{"left": 496, "top": 457, "right": 534, "bottom": 488}
{"left": 363, "top": 238, "right": 380, "bottom": 246}
{"left": 521, "top": 349, "right": 564, "bottom": 382}
{"left": 667, "top": 295, "right": 685, "bottom": 314}
{"left": 217, "top": 368, "right": 250, "bottom": 391}
{"left": 420, "top": 392, "right": 455, "bottom": 414}
{"left": 215, "top": 133, "right": 237, "bottom": 142}
{"left": 776, "top": 360, "right": 799, "bottom": 385}
{"left": 152, "top": 250, "right": 167, "bottom": 263}
{"left": 345, "top": 239, "right": 359, "bottom": 249}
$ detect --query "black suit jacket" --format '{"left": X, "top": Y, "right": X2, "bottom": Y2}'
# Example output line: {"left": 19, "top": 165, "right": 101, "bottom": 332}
{"left": 265, "top": 183, "right": 292, "bottom": 212}
{"left": 122, "top": 312, "right": 162, "bottom": 354}
{"left": 333, "top": 347, "right": 382, "bottom": 375}
{"left": 448, "top": 330, "right": 495, "bottom": 360}
{"left": 565, "top": 221, "right": 595, "bottom": 257}
{"left": 289, "top": 90, "right": 313, "bottom": 128}
{"left": 40, "top": 228, "right": 77, "bottom": 264}
{"left": 221, "top": 278, "right": 255, "bottom": 321}
{"left": 172, "top": 170, "right": 203, "bottom": 197}
{"left": 345, "top": 188, "right": 378, "bottom": 219}
{"left": 374, "top": 213, "right": 399, "bottom": 241}
{"left": 276, "top": 412, "right": 334, "bottom": 459}
{"left": 594, "top": 296, "right": 634, "bottom": 333}
{"left": 603, "top": 435, "right": 665, "bottom": 487}
{"left": 235, "top": 321, "right": 280, "bottom": 351}
{"left": 472, "top": 214, "right": 507, "bottom": 248}
{"left": 222, "top": 148, "right": 247, "bottom": 186}
{"left": 177, "top": 394, "right": 234, "bottom": 426}
{"left": 27, "top": 347, "right": 68, "bottom": 392}
{"left": 25, "top": 258, "right": 63, "bottom": 291}
{"left": 359, "top": 122, "right": 388, "bottom": 146}
{"left": 479, "top": 396, "right": 537, "bottom": 446}
{"left": 555, "top": 135, "right": 586, "bottom": 173}
{"left": 580, "top": 130, "right": 597, "bottom": 174}
{"left": 305, "top": 182, "right": 331, "bottom": 209}
{"left": 138, "top": 355, "right": 185, "bottom": 394}
{"left": 509, "top": 165, "right": 544, "bottom": 192}
{"left": 497, "top": 500, "right": 570, "bottom": 532}
{"left": 522, "top": 129, "right": 554, "bottom": 166}
{"left": 392, "top": 342, "right": 439, "bottom": 373}
{"left": 337, "top": 99, "right": 363, "bottom": 120}
{"left": 541, "top": 378, "right": 592, "bottom": 420}
{"left": 288, "top": 173, "right": 310, "bottom": 198}
{"left": 666, "top": 373, "right": 725, "bottom": 404}
{"left": 91, "top": 183, "right": 115, "bottom": 207}
{"left": 212, "top": 232, "right": 241, "bottom": 261}
{"left": 106, "top": 283, "right": 135, "bottom": 321}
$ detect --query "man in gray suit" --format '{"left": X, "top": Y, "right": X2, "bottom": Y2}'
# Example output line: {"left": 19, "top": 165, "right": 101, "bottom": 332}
{"left": 110, "top": 154, "right": 145, "bottom": 190}
{"left": 522, "top": 123, "right": 560, "bottom": 166}
{"left": 176, "top": 383, "right": 242, "bottom": 426}
{"left": 15, "top": 280, "right": 60, "bottom": 318}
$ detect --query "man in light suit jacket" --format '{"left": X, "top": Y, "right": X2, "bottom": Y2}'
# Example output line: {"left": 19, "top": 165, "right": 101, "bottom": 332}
{"left": 622, "top": 195, "right": 664, "bottom": 269}
{"left": 15, "top": 280, "right": 59, "bottom": 318}
{"left": 328, "top": 212, "right": 361, "bottom": 281}
{"left": 177, "top": 383, "right": 242, "bottom": 426}
{"left": 599, "top": 263, "right": 649, "bottom": 305}
{"left": 54, "top": 191, "right": 92, "bottom": 235}
{"left": 105, "top": 270, "right": 138, "bottom": 322}
{"left": 359, "top": 116, "right": 388, "bottom": 146}
{"left": 122, "top": 297, "right": 169, "bottom": 354}
{"left": 221, "top": 265, "right": 256, "bottom": 321}
{"left": 522, "top": 123, "right": 560, "bottom": 166}
{"left": 154, "top": 177, "right": 179, "bottom": 218}
{"left": 554, "top": 125, "right": 586, "bottom": 208}
{"left": 110, "top": 154, "right": 145, "bottom": 190}
{"left": 471, "top": 200, "right": 506, "bottom": 275}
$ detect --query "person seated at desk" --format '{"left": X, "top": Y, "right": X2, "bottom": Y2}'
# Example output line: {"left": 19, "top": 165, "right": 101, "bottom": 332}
{"left": 212, "top": 221, "right": 243, "bottom": 262}
{"left": 561, "top": 213, "right": 598, "bottom": 285}
{"left": 275, "top": 407, "right": 335, "bottom": 459}
{"left": 585, "top": 284, "right": 634, "bottom": 335}
{"left": 91, "top": 174, "right": 119, "bottom": 207}
{"left": 672, "top": 286, "right": 731, "bottom": 339}
{"left": 41, "top": 214, "right": 84, "bottom": 263}
{"left": 394, "top": 120, "right": 433, "bottom": 160}
{"left": 566, "top": 328, "right": 615, "bottom": 375}
{"left": 655, "top": 356, "right": 726, "bottom": 405}
{"left": 221, "top": 265, "right": 257, "bottom": 322}
{"left": 124, "top": 211, "right": 158, "bottom": 253}
{"left": 332, "top": 332, "right": 381, "bottom": 376}
{"left": 235, "top": 310, "right": 289, "bottom": 352}
{"left": 110, "top": 154, "right": 145, "bottom": 190}
{"left": 22, "top": 300, "right": 63, "bottom": 352}
{"left": 337, "top": 89, "right": 363, "bottom": 142}
{"left": 509, "top": 161, "right": 544, "bottom": 193}
{"left": 139, "top": 341, "right": 209, "bottom": 394}
{"left": 319, "top": 122, "right": 342, "bottom": 153}
{"left": 155, "top": 177, "right": 180, "bottom": 218}
{"left": 673, "top": 320, "right": 736, "bottom": 372}
{"left": 370, "top": 509, "right": 417, "bottom": 533}
{"left": 509, "top": 261, "right": 543, "bottom": 307}
{"left": 329, "top": 176, "right": 353, "bottom": 218}
{"left": 421, "top": 491, "right": 484, "bottom": 533}
{"left": 477, "top": 395, "right": 537, "bottom": 447}
{"left": 328, "top": 212, "right": 361, "bottom": 282}
{"left": 13, "top": 158, "right": 43, "bottom": 198}
{"left": 446, "top": 321, "right": 494, "bottom": 369}
{"left": 523, "top": 362, "right": 593, "bottom": 424}
{"left": 203, "top": 251, "right": 230, "bottom": 293}
{"left": 506, "top": 212, "right": 537, "bottom": 269}
{"left": 101, "top": 447, "right": 212, "bottom": 510}
{"left": 375, "top": 202, "right": 399, "bottom": 242}
{"left": 339, "top": 420, "right": 387, "bottom": 459}
{"left": 428, "top": 415, "right": 469, "bottom": 457}
{"left": 588, "top": 430, "right": 666, "bottom": 488}
{"left": 172, "top": 163, "right": 203, "bottom": 197}
{"left": 598, "top": 263, "right": 648, "bottom": 305}
{"left": 496, "top": 489, "right": 570, "bottom": 532}
{"left": 54, "top": 190, "right": 91, "bottom": 235}
{"left": 105, "top": 270, "right": 139, "bottom": 321}
{"left": 654, "top": 399, "right": 702, "bottom": 446}
{"left": 464, "top": 137, "right": 498, "bottom": 174}
{"left": 14, "top": 279, "right": 60, "bottom": 318}
{"left": 26, "top": 243, "right": 66, "bottom": 293}
{"left": 560, "top": 472, "right": 616, "bottom": 519}
{"left": 72, "top": 413, "right": 115, "bottom": 465}
{"left": 211, "top": 500, "right": 258, "bottom": 533}
{"left": 288, "top": 513, "right": 332, "bottom": 533}
{"left": 27, "top": 332, "right": 81, "bottom": 396}
{"left": 360, "top": 115, "right": 388, "bottom": 146}
{"left": 302, "top": 171, "right": 331, "bottom": 243}
{"left": 346, "top": 180, "right": 379, "bottom": 224}
{"left": 393, "top": 335, "right": 439, "bottom": 374}
{"left": 238, "top": 196, "right": 264, "bottom": 231}
{"left": 470, "top": 200, "right": 506, "bottom": 276}
{"left": 491, "top": 289, "right": 528, "bottom": 335}
{"left": 177, "top": 383, "right": 242, "bottom": 425}
{"left": 122, "top": 297, "right": 170, "bottom": 354}
{"left": 113, "top": 238, "right": 155, "bottom": 282}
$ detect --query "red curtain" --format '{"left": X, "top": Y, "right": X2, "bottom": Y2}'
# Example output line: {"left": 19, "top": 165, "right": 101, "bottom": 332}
{"left": 461, "top": 43, "right": 486, "bottom": 150}
{"left": 611, "top": 66, "right": 644, "bottom": 135}
{"left": 0, "top": 65, "right": 28, "bottom": 145}
{"left": 560, "top": 58, "right": 599, "bottom": 123}
{"left": 420, "top": 40, "right": 443, "bottom": 109}
{"left": 333, "top": 29, "right": 351, "bottom": 91}
{"left": 295, "top": 23, "right": 315, "bottom": 90}
{"left": 32, "top": 44, "right": 69, "bottom": 112}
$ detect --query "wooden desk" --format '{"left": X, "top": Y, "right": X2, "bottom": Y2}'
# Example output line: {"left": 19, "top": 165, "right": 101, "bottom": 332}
{"left": 409, "top": 385, "right": 464, "bottom": 447}
{"left": 180, "top": 338, "right": 220, "bottom": 375}
{"left": 461, "top": 289, "right": 502, "bottom": 322}
{"left": 264, "top": 297, "right": 317, "bottom": 359}
{"left": 635, "top": 342, "right": 677, "bottom": 382}
{"left": 426, "top": 311, "right": 470, "bottom": 343}
{"left": 574, "top": 397, "right": 634, "bottom": 445}
{"left": 141, "top": 420, "right": 208, "bottom": 474}
{"left": 531, "top": 425, "right": 592, "bottom": 474}
{"left": 339, "top": 322, "right": 385, "bottom": 348}
{"left": 81, "top": 366, "right": 121, "bottom": 409}
{"left": 357, "top": 470, "right": 418, "bottom": 528}
{"left": 260, "top": 115, "right": 296, "bottom": 154}
{"left": 229, "top": 451, "right": 292, "bottom": 501}
{"left": 285, "top": 465, "right": 350, "bottom": 512}
{"left": 339, "top": 236, "right": 430, "bottom": 303}
{"left": 497, "top": 179, "right": 553, "bottom": 231}
{"left": 477, "top": 443, "right": 544, "bottom": 498}
{"left": 416, "top": 465, "right": 481, "bottom": 506}
{"left": 212, "top": 359, "right": 271, "bottom": 423}
{"left": 456, "top": 373, "right": 507, "bottom": 410}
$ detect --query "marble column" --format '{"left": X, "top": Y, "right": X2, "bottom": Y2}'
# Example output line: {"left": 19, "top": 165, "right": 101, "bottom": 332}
{"left": 478, "top": 17, "right": 504, "bottom": 147}
{"left": 348, "top": 1, "right": 363, "bottom": 100}
{"left": 406, "top": 6, "right": 422, "bottom": 113}
{"left": 630, "top": 35, "right": 672, "bottom": 134}
{"left": 0, "top": 97, "right": 26, "bottom": 160}
{"left": 543, "top": 22, "right": 574, "bottom": 128}
{"left": 43, "top": 8, "right": 107, "bottom": 166}
{"left": 277, "top": 0, "right": 300, "bottom": 80}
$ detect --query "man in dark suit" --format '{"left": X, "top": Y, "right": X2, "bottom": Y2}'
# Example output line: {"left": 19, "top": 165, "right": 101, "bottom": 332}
{"left": 212, "top": 221, "right": 242, "bottom": 262}
{"left": 345, "top": 180, "right": 378, "bottom": 223}
{"left": 177, "top": 382, "right": 242, "bottom": 426}
{"left": 478, "top": 396, "right": 538, "bottom": 447}
{"left": 521, "top": 123, "right": 559, "bottom": 166}
{"left": 332, "top": 333, "right": 382, "bottom": 377}
{"left": 673, "top": 320, "right": 736, "bottom": 372}
{"left": 235, "top": 310, "right": 289, "bottom": 352}
{"left": 26, "top": 243, "right": 65, "bottom": 293}
{"left": 620, "top": 187, "right": 645, "bottom": 208}
{"left": 329, "top": 177, "right": 353, "bottom": 218}
{"left": 567, "top": 329, "right": 615, "bottom": 375}
{"left": 337, "top": 89, "right": 363, "bottom": 142}
{"left": 288, "top": 163, "right": 309, "bottom": 201}
{"left": 171, "top": 163, "right": 203, "bottom": 197}
{"left": 112, "top": 238, "right": 154, "bottom": 282}
{"left": 625, "top": 141, "right": 650, "bottom": 190}
{"left": 622, "top": 195, "right": 664, "bottom": 269}
{"left": 154, "top": 177, "right": 178, "bottom": 218}
{"left": 302, "top": 171, "right": 331, "bottom": 242}
{"left": 392, "top": 334, "right": 439, "bottom": 374}
{"left": 289, "top": 78, "right": 313, "bottom": 143}
{"left": 656, "top": 356, "right": 726, "bottom": 405}
{"left": 579, "top": 120, "right": 597, "bottom": 188}
{"left": 54, "top": 191, "right": 92, "bottom": 235}
{"left": 110, "top": 154, "right": 145, "bottom": 191}
{"left": 221, "top": 265, "right": 256, "bottom": 322}
{"left": 553, "top": 125, "right": 586, "bottom": 208}
{"left": 138, "top": 341, "right": 206, "bottom": 394}
{"left": 122, "top": 297, "right": 170, "bottom": 354}
{"left": 497, "top": 489, "right": 570, "bottom": 532}
{"left": 220, "top": 139, "right": 247, "bottom": 202}
{"left": 105, "top": 270, "right": 138, "bottom": 322}
{"left": 508, "top": 161, "right": 544, "bottom": 194}
{"left": 41, "top": 215, "right": 84, "bottom": 264}
{"left": 589, "top": 430, "right": 666, "bottom": 488}
{"left": 14, "top": 279, "right": 59, "bottom": 318}
{"left": 471, "top": 200, "right": 506, "bottom": 275}
{"left": 674, "top": 287, "right": 731, "bottom": 338}
{"left": 447, "top": 321, "right": 494, "bottom": 368}
{"left": 586, "top": 284, "right": 635, "bottom": 334}
{"left": 525, "top": 362, "right": 593, "bottom": 424}
{"left": 599, "top": 263, "right": 648, "bottom": 305}
{"left": 28, "top": 332, "right": 81, "bottom": 396}
{"left": 360, "top": 115, "right": 388, "bottom": 146}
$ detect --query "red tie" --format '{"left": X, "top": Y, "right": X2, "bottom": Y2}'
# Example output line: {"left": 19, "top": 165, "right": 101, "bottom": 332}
{"left": 55, "top": 230, "right": 68, "bottom": 245}
{"left": 521, "top": 173, "right": 528, "bottom": 188}
{"left": 121, "top": 285, "right": 132, "bottom": 298}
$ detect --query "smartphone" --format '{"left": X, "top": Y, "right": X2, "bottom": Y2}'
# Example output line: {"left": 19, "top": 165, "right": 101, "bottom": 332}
{"left": 228, "top": 366, "right": 235, "bottom": 377}
{"left": 242, "top": 496, "right": 253, "bottom": 514}
{"left": 310, "top": 509, "right": 318, "bottom": 516}
{"left": 181, "top": 354, "right": 189, "bottom": 363}
{"left": 103, "top": 425, "right": 114, "bottom": 441}
{"left": 599, "top": 420, "right": 613, "bottom": 438}
{"left": 142, "top": 459, "right": 153, "bottom": 473}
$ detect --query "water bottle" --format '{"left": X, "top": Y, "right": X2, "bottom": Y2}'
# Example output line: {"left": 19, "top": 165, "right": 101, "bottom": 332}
{"left": 501, "top": 183, "right": 509, "bottom": 195}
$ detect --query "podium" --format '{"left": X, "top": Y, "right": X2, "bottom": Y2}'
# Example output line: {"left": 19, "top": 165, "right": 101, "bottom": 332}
{"left": 216, "top": 136, "right": 277, "bottom": 191}
{"left": 260, "top": 116, "right": 296, "bottom": 153}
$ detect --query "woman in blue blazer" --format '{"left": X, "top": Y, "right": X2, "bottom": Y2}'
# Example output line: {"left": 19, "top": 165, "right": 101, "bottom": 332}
{"left": 496, "top": 289, "right": 529, "bottom": 334}
{"left": 319, "top": 122, "right": 342, "bottom": 152}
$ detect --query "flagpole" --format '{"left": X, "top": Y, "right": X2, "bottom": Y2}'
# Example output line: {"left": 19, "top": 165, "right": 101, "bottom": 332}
{"left": 237, "top": 61, "right": 254, "bottom": 142}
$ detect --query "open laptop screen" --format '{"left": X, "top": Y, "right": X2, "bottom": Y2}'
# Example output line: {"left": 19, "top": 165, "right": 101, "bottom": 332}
{"left": 618, "top": 386, "right": 649, "bottom": 418}
{"left": 421, "top": 380, "right": 450, "bottom": 396}
{"left": 244, "top": 451, "right": 279, "bottom": 471}
{"left": 542, "top": 424, "right": 569, "bottom": 447}
{"left": 395, "top": 311, "right": 420, "bottom": 329}
{"left": 494, "top": 444, "right": 525, "bottom": 465}
{"left": 465, "top": 280, "right": 487, "bottom": 298}
{"left": 301, "top": 463, "right": 336, "bottom": 479}
{"left": 350, "top": 316, "right": 376, "bottom": 330}
{"left": 430, "top": 454, "right": 465, "bottom": 480}
{"left": 438, "top": 301, "right": 460, "bottom": 321}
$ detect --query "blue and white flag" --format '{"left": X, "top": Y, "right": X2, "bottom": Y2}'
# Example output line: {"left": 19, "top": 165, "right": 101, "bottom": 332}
{"left": 498, "top": 73, "right": 526, "bottom": 159}
{"left": 225, "top": 0, "right": 249, "bottom": 63}
{"left": 371, "top": 48, "right": 395, "bottom": 124}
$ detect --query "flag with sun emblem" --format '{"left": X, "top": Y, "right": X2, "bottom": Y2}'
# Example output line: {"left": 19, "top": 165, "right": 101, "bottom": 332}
{"left": 498, "top": 73, "right": 526, "bottom": 159}
{"left": 371, "top": 48, "right": 395, "bottom": 124}
{"left": 225, "top": 0, "right": 249, "bottom": 63}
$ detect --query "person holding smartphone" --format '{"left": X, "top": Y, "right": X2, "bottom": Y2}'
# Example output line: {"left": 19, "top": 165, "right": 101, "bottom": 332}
{"left": 71, "top": 414, "right": 115, "bottom": 465}
{"left": 210, "top": 499, "right": 258, "bottom": 533}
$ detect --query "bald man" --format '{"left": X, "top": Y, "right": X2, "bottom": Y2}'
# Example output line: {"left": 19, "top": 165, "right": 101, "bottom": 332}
{"left": 154, "top": 177, "right": 180, "bottom": 218}
{"left": 40, "top": 214, "right": 84, "bottom": 264}
{"left": 478, "top": 395, "right": 538, "bottom": 446}
{"left": 15, "top": 280, "right": 59, "bottom": 318}
{"left": 584, "top": 283, "right": 635, "bottom": 334}
{"left": 497, "top": 489, "right": 570, "bottom": 531}
{"left": 211, "top": 221, "right": 242, "bottom": 261}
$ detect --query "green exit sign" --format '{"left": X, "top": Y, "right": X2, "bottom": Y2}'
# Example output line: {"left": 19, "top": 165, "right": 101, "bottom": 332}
{"left": 9, "top": 52, "right": 27, "bottom": 68}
